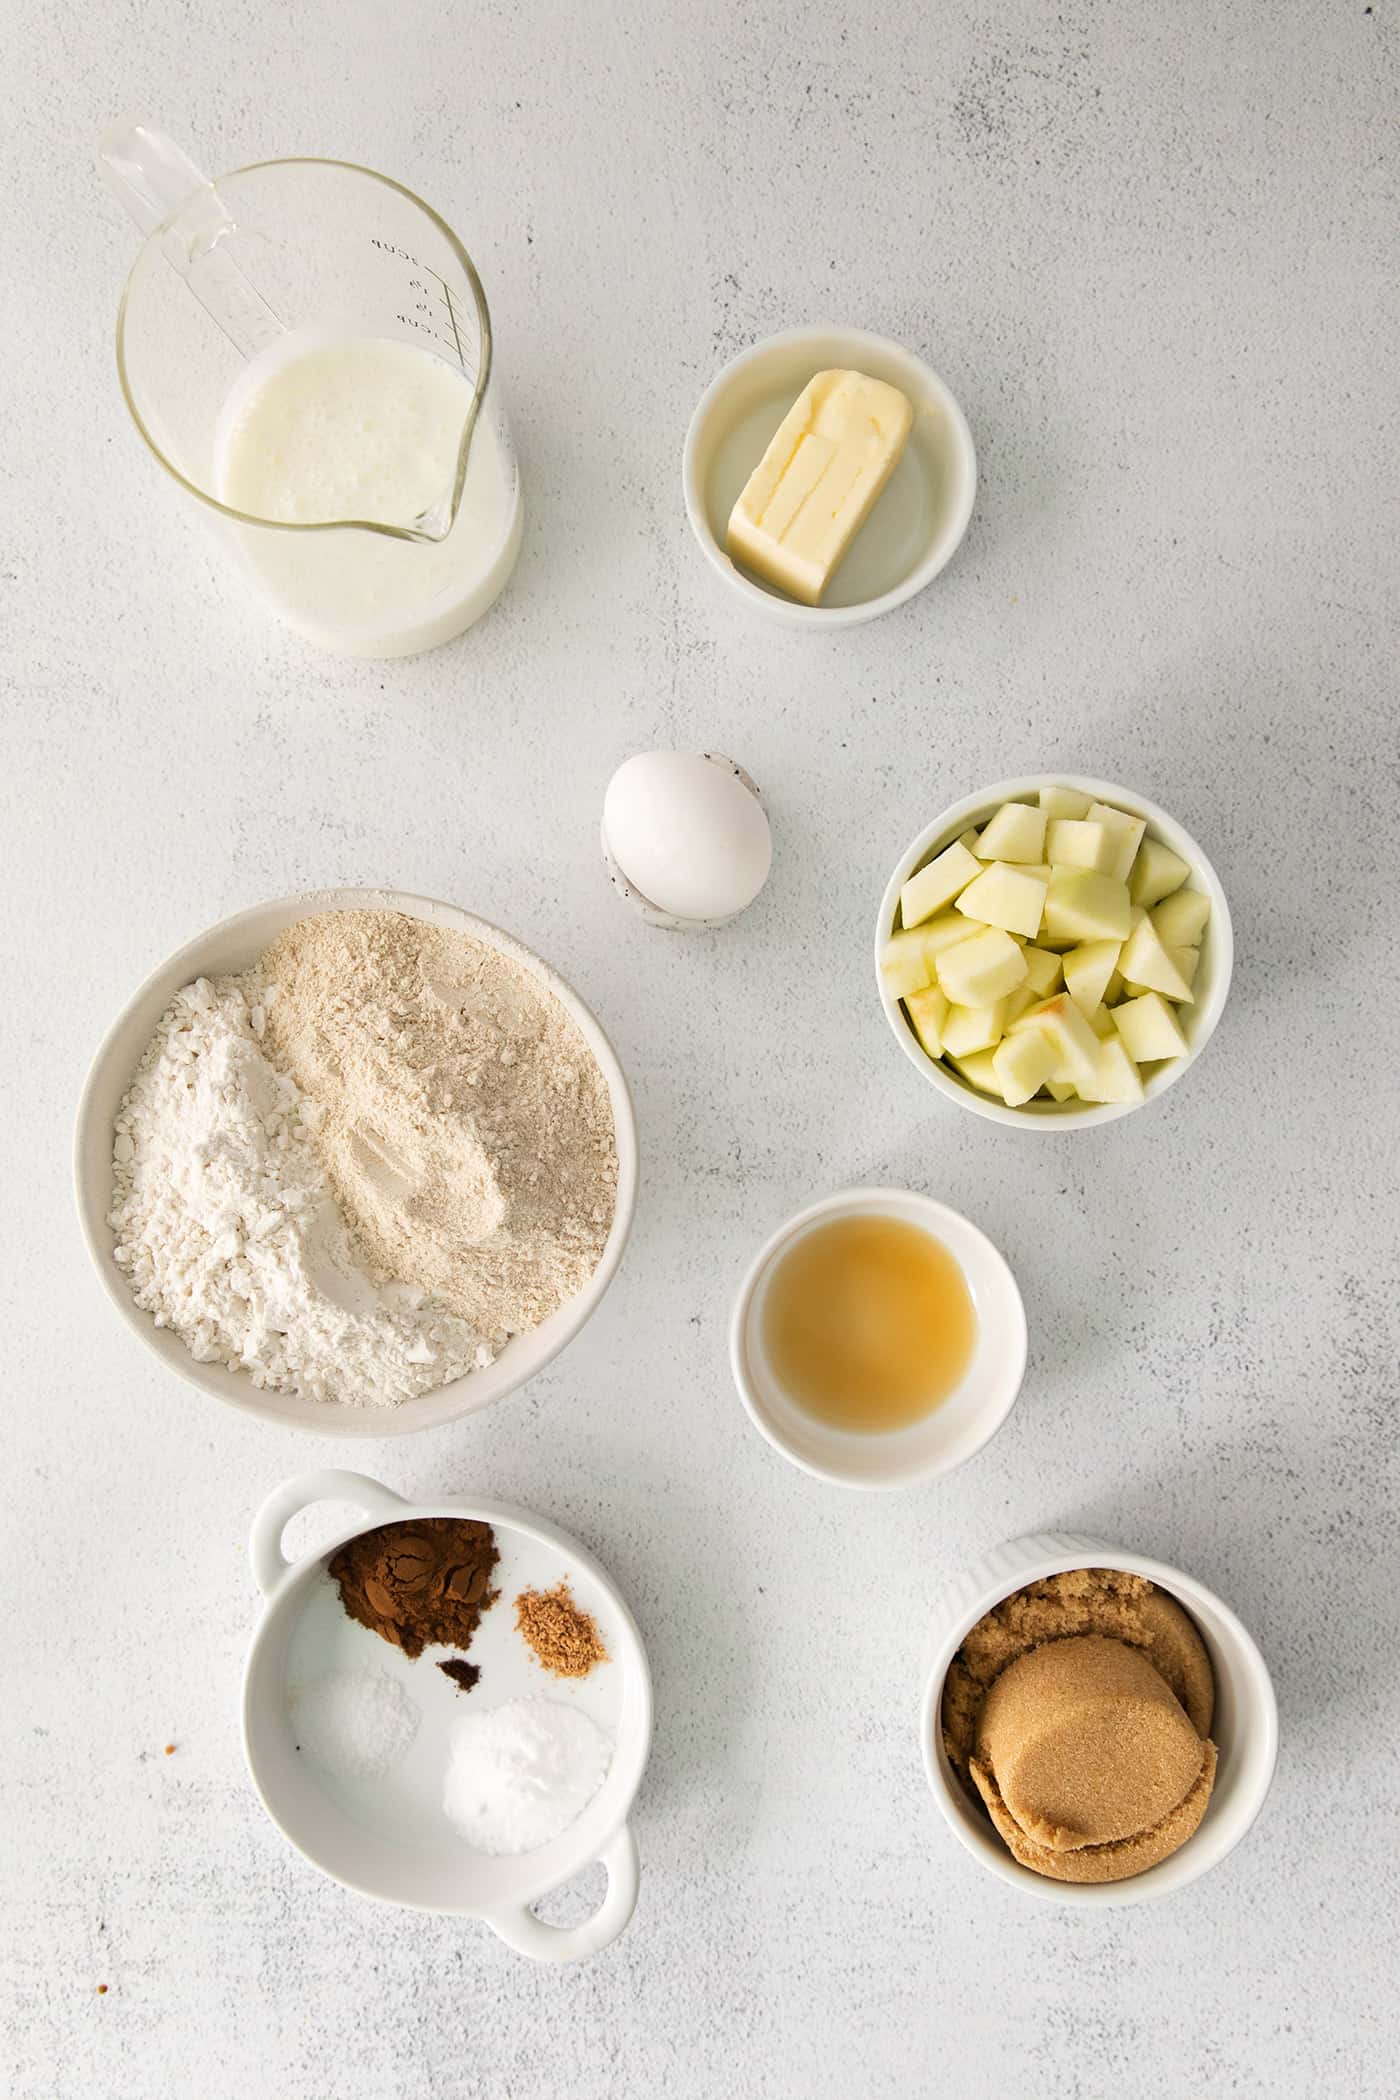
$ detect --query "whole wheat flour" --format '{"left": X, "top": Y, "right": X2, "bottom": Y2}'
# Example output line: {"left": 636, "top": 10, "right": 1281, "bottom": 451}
{"left": 259, "top": 911, "right": 616, "bottom": 1340}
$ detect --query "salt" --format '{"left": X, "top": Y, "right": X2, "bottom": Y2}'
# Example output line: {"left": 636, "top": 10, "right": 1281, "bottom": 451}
{"left": 442, "top": 1698, "right": 612, "bottom": 1855}
{"left": 289, "top": 1669, "right": 421, "bottom": 1781}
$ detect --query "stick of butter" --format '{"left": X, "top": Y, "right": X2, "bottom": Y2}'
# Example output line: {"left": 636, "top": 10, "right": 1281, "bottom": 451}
{"left": 726, "top": 369, "right": 913, "bottom": 605}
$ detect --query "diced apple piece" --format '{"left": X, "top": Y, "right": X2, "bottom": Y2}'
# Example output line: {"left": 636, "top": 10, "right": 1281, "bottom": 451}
{"left": 977, "top": 801, "right": 1047, "bottom": 864}
{"left": 1078, "top": 1034, "right": 1145, "bottom": 1104}
{"left": 1119, "top": 915, "right": 1196, "bottom": 1002}
{"left": 924, "top": 912, "right": 982, "bottom": 956}
{"left": 1112, "top": 991, "right": 1187, "bottom": 1063}
{"left": 1046, "top": 819, "right": 1117, "bottom": 874}
{"left": 954, "top": 862, "right": 1049, "bottom": 941}
{"left": 1104, "top": 967, "right": 1125, "bottom": 1006}
{"left": 1046, "top": 1078, "right": 1078, "bottom": 1102}
{"left": 1087, "top": 802, "right": 1147, "bottom": 883}
{"left": 1129, "top": 836, "right": 1190, "bottom": 909}
{"left": 1022, "top": 945, "right": 1062, "bottom": 996}
{"left": 904, "top": 984, "right": 948, "bottom": 1057}
{"left": 1086, "top": 1003, "right": 1116, "bottom": 1039}
{"left": 899, "top": 839, "right": 982, "bottom": 928}
{"left": 1151, "top": 888, "right": 1211, "bottom": 947}
{"left": 1062, "top": 939, "right": 1121, "bottom": 1015}
{"left": 936, "top": 926, "right": 1028, "bottom": 1006}
{"left": 1003, "top": 984, "right": 1038, "bottom": 1025}
{"left": 941, "top": 1000, "right": 1008, "bottom": 1057}
{"left": 1007, "top": 992, "right": 1100, "bottom": 1089}
{"left": 993, "top": 1028, "right": 1059, "bottom": 1107}
{"left": 881, "top": 912, "right": 984, "bottom": 999}
{"left": 1039, "top": 785, "right": 1093, "bottom": 820}
{"left": 880, "top": 928, "right": 937, "bottom": 998}
{"left": 1042, "top": 869, "right": 1132, "bottom": 944}
{"left": 1168, "top": 946, "right": 1199, "bottom": 988}
{"left": 957, "top": 828, "right": 983, "bottom": 856}
{"left": 948, "top": 1048, "right": 1004, "bottom": 1097}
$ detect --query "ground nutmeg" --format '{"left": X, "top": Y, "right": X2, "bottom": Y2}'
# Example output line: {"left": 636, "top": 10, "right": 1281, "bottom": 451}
{"left": 514, "top": 1579, "right": 608, "bottom": 1679}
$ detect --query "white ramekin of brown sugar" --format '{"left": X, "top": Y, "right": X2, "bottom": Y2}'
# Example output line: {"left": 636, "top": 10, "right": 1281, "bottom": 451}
{"left": 920, "top": 1531, "right": 1278, "bottom": 1906}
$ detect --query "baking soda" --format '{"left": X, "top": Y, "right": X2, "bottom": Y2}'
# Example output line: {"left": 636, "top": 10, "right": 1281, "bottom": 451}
{"left": 442, "top": 1698, "right": 612, "bottom": 1854}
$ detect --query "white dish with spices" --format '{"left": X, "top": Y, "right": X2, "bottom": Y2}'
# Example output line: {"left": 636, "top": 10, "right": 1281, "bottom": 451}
{"left": 73, "top": 888, "right": 638, "bottom": 1436}
{"left": 244, "top": 1469, "right": 652, "bottom": 1961}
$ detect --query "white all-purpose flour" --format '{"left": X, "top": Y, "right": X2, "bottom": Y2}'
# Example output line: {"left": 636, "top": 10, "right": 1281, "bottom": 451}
{"left": 110, "top": 972, "right": 495, "bottom": 1407}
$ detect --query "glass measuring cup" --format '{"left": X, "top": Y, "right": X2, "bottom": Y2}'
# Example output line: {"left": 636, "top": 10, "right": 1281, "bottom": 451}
{"left": 103, "top": 125, "right": 523, "bottom": 657}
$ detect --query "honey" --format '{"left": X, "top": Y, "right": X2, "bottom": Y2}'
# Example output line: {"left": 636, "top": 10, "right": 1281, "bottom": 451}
{"left": 761, "top": 1213, "right": 976, "bottom": 1432}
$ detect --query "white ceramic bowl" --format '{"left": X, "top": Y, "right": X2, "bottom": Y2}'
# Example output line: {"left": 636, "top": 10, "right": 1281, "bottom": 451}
{"left": 74, "top": 889, "right": 638, "bottom": 1436}
{"left": 730, "top": 1187, "right": 1026, "bottom": 1489}
{"left": 920, "top": 1530, "right": 1278, "bottom": 1906}
{"left": 244, "top": 1469, "right": 652, "bottom": 1960}
{"left": 682, "top": 326, "right": 976, "bottom": 628}
{"left": 876, "top": 775, "right": 1234, "bottom": 1128}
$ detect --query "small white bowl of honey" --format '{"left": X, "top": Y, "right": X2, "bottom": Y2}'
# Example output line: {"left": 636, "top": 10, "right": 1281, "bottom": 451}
{"left": 729, "top": 1188, "right": 1026, "bottom": 1489}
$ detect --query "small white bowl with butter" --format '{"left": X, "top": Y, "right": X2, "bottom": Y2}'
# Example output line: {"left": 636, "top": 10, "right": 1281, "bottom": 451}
{"left": 683, "top": 326, "right": 976, "bottom": 626}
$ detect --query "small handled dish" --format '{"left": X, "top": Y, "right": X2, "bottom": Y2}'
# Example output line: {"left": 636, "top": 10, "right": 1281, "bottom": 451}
{"left": 243, "top": 1469, "right": 653, "bottom": 1961}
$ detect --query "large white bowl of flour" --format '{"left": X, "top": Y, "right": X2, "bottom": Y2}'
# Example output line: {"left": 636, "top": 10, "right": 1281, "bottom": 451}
{"left": 74, "top": 889, "right": 638, "bottom": 1436}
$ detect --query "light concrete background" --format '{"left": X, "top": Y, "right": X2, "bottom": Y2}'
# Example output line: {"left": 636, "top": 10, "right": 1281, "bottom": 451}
{"left": 3, "top": 1, "right": 1397, "bottom": 2094}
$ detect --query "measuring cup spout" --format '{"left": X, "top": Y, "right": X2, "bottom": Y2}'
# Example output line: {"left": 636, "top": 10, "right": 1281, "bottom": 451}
{"left": 99, "top": 119, "right": 285, "bottom": 360}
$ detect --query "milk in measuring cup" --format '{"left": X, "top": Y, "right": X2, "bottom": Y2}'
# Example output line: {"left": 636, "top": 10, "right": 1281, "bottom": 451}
{"left": 215, "top": 335, "right": 519, "bottom": 656}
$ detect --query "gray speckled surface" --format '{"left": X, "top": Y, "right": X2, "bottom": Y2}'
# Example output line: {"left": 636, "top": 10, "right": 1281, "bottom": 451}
{"left": 4, "top": 2, "right": 1399, "bottom": 2094}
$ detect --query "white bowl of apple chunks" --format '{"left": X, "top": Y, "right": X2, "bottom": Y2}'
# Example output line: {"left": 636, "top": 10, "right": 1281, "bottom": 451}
{"left": 876, "top": 777, "right": 1232, "bottom": 1126}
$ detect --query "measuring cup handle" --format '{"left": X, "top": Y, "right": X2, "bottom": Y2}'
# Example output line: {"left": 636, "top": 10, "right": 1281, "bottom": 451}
{"left": 484, "top": 1827, "right": 640, "bottom": 1964}
{"left": 98, "top": 120, "right": 212, "bottom": 236}
{"left": 98, "top": 119, "right": 285, "bottom": 359}
{"left": 248, "top": 1470, "right": 408, "bottom": 1597}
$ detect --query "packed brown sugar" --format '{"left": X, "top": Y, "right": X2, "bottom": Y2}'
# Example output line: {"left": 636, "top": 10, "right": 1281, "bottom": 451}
{"left": 941, "top": 1568, "right": 1217, "bottom": 1884}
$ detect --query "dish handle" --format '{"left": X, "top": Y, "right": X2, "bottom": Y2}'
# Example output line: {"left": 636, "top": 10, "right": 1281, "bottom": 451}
{"left": 249, "top": 1469, "right": 409, "bottom": 1597}
{"left": 485, "top": 1825, "right": 640, "bottom": 1963}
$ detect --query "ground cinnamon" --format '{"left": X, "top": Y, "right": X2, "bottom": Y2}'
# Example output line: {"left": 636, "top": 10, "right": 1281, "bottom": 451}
{"left": 328, "top": 1519, "right": 499, "bottom": 1661}
{"left": 514, "top": 1579, "right": 607, "bottom": 1679}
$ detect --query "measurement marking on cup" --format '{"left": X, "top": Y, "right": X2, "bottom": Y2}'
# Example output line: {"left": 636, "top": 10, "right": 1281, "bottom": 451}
{"left": 373, "top": 238, "right": 470, "bottom": 375}
{"left": 442, "top": 284, "right": 465, "bottom": 370}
